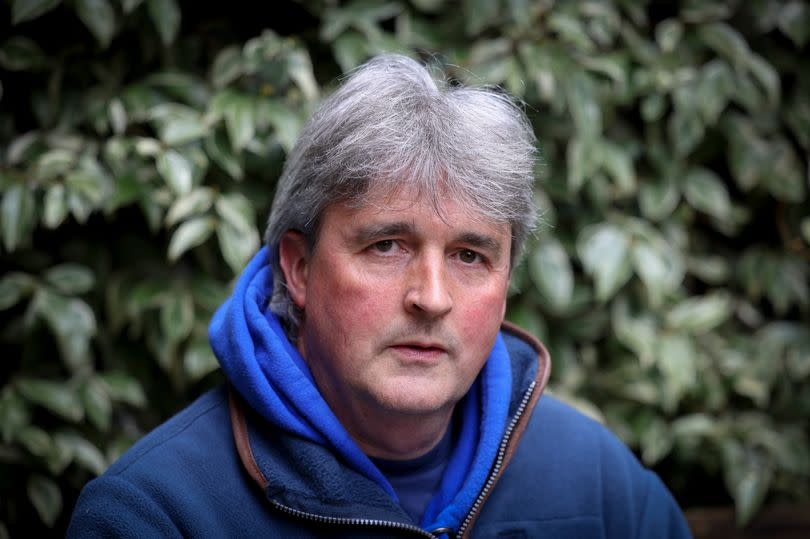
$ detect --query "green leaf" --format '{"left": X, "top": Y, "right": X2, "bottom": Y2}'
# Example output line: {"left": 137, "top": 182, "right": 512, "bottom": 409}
{"left": 75, "top": 0, "right": 116, "bottom": 48}
{"left": 42, "top": 183, "right": 69, "bottom": 228}
{"left": 286, "top": 49, "right": 319, "bottom": 101}
{"left": 264, "top": 102, "right": 303, "bottom": 153}
{"left": 46, "top": 435, "right": 74, "bottom": 475}
{"left": 683, "top": 167, "right": 732, "bottom": 221}
{"left": 184, "top": 340, "right": 219, "bottom": 381}
{"left": 204, "top": 131, "right": 244, "bottom": 181}
{"left": 168, "top": 216, "right": 216, "bottom": 261}
{"left": 34, "top": 289, "right": 97, "bottom": 370}
{"left": 17, "top": 379, "right": 83, "bottom": 422}
{"left": 0, "top": 389, "right": 31, "bottom": 443}
{"left": 6, "top": 131, "right": 40, "bottom": 165}
{"left": 0, "top": 272, "right": 35, "bottom": 310}
{"left": 157, "top": 149, "right": 193, "bottom": 195}
{"left": 211, "top": 46, "right": 242, "bottom": 88}
{"left": 134, "top": 137, "right": 162, "bottom": 157}
{"left": 612, "top": 299, "right": 658, "bottom": 368}
{"left": 698, "top": 22, "right": 750, "bottom": 70}
{"left": 463, "top": 0, "right": 500, "bottom": 35}
{"left": 160, "top": 291, "right": 194, "bottom": 343}
{"left": 666, "top": 292, "right": 732, "bottom": 333}
{"left": 528, "top": 239, "right": 574, "bottom": 312}
{"left": 671, "top": 413, "right": 717, "bottom": 440}
{"left": 121, "top": 0, "right": 144, "bottom": 13}
{"left": 165, "top": 187, "right": 215, "bottom": 226}
{"left": 640, "top": 94, "right": 666, "bottom": 122}
{"left": 82, "top": 378, "right": 112, "bottom": 432}
{"left": 27, "top": 475, "right": 62, "bottom": 528}
{"left": 658, "top": 333, "right": 696, "bottom": 412}
{"left": 43, "top": 264, "right": 95, "bottom": 295}
{"left": 668, "top": 108, "right": 704, "bottom": 156}
{"left": 654, "top": 18, "right": 683, "bottom": 52}
{"left": 214, "top": 192, "right": 255, "bottom": 234}
{"left": 631, "top": 242, "right": 673, "bottom": 308}
{"left": 65, "top": 171, "right": 106, "bottom": 209}
{"left": 576, "top": 223, "right": 632, "bottom": 301}
{"left": 687, "top": 254, "right": 730, "bottom": 284}
{"left": 764, "top": 140, "right": 805, "bottom": 203}
{"left": 146, "top": 0, "right": 181, "bottom": 46}
{"left": 54, "top": 432, "right": 106, "bottom": 475}
{"left": 35, "top": 148, "right": 75, "bottom": 180}
{"left": 746, "top": 52, "right": 780, "bottom": 109}
{"left": 18, "top": 425, "right": 53, "bottom": 457}
{"left": 801, "top": 217, "right": 810, "bottom": 245}
{"left": 785, "top": 96, "right": 810, "bottom": 151}
{"left": 332, "top": 32, "right": 368, "bottom": 73}
{"left": 566, "top": 138, "right": 589, "bottom": 193}
{"left": 734, "top": 458, "right": 773, "bottom": 526}
{"left": 778, "top": 1, "right": 810, "bottom": 47}
{"left": 217, "top": 220, "right": 260, "bottom": 273}
{"left": 1, "top": 182, "right": 36, "bottom": 251}
{"left": 597, "top": 141, "right": 636, "bottom": 195}
{"left": 696, "top": 60, "right": 734, "bottom": 124}
{"left": 100, "top": 372, "right": 146, "bottom": 408}
{"left": 153, "top": 106, "right": 208, "bottom": 145}
{"left": 639, "top": 175, "right": 679, "bottom": 221}
{"left": 224, "top": 94, "right": 255, "bottom": 152}
{"left": 548, "top": 12, "right": 595, "bottom": 52}
{"left": 0, "top": 36, "right": 48, "bottom": 71}
{"left": 640, "top": 418, "right": 673, "bottom": 465}
{"left": 566, "top": 72, "right": 601, "bottom": 140}
{"left": 12, "top": 0, "right": 61, "bottom": 24}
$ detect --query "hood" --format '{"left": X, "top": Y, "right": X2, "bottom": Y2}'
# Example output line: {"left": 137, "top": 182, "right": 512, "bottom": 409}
{"left": 209, "top": 247, "right": 513, "bottom": 530}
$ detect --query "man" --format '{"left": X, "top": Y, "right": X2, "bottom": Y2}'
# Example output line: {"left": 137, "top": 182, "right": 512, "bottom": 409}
{"left": 68, "top": 54, "right": 692, "bottom": 538}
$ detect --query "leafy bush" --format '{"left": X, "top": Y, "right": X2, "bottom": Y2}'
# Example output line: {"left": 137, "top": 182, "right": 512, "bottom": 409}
{"left": 1, "top": 0, "right": 808, "bottom": 535}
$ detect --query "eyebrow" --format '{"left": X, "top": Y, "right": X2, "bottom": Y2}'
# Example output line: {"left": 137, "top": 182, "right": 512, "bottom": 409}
{"left": 455, "top": 232, "right": 504, "bottom": 257}
{"left": 352, "top": 222, "right": 415, "bottom": 245}
{"left": 352, "top": 222, "right": 505, "bottom": 257}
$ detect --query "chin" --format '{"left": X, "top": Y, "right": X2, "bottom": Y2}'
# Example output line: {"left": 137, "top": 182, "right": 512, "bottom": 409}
{"left": 372, "top": 384, "right": 459, "bottom": 417}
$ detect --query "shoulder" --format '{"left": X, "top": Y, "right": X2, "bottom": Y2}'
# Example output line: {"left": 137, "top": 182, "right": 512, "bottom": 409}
{"left": 68, "top": 386, "right": 268, "bottom": 537}
{"left": 475, "top": 394, "right": 692, "bottom": 538}
{"left": 93, "top": 385, "right": 235, "bottom": 490}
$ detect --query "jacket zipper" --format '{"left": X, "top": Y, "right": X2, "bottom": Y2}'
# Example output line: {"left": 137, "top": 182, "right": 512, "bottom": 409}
{"left": 269, "top": 499, "right": 439, "bottom": 538}
{"left": 270, "top": 380, "right": 538, "bottom": 539}
{"left": 455, "top": 380, "right": 538, "bottom": 538}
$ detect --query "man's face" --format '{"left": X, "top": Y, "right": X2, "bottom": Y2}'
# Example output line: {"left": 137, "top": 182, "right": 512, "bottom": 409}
{"left": 279, "top": 187, "right": 512, "bottom": 431}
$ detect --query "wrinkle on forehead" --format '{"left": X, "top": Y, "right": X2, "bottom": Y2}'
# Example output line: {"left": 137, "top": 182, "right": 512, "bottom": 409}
{"left": 345, "top": 178, "right": 507, "bottom": 232}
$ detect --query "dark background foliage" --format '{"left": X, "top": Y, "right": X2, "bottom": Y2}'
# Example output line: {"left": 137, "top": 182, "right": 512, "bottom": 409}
{"left": 1, "top": 0, "right": 808, "bottom": 536}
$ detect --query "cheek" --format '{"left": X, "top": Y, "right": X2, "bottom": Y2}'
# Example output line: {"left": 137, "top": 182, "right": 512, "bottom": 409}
{"left": 457, "top": 283, "right": 508, "bottom": 352}
{"left": 310, "top": 269, "right": 391, "bottom": 344}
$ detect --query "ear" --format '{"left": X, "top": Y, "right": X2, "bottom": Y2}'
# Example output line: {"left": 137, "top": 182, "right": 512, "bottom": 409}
{"left": 278, "top": 231, "right": 310, "bottom": 309}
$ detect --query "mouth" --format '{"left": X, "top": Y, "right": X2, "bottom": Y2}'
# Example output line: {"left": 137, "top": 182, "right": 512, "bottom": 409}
{"left": 389, "top": 342, "right": 449, "bottom": 362}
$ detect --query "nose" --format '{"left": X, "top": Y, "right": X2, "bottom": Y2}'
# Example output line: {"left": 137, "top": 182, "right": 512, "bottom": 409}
{"left": 404, "top": 251, "right": 453, "bottom": 318}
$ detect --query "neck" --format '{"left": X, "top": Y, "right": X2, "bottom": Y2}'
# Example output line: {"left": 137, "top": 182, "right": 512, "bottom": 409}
{"left": 346, "top": 407, "right": 454, "bottom": 460}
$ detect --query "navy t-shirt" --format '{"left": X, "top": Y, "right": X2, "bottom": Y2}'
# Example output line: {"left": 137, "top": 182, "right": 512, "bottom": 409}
{"left": 370, "top": 424, "right": 454, "bottom": 523}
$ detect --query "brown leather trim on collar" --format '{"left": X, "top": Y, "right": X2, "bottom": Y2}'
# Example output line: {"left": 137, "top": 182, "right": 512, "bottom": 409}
{"left": 501, "top": 319, "right": 552, "bottom": 395}
{"left": 460, "top": 321, "right": 552, "bottom": 538}
{"left": 228, "top": 386, "right": 269, "bottom": 490}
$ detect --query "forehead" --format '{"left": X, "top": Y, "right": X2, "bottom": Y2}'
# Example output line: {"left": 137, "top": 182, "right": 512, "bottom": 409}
{"left": 326, "top": 184, "right": 511, "bottom": 238}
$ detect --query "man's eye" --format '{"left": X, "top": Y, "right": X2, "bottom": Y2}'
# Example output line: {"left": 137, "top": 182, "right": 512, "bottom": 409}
{"left": 371, "top": 240, "right": 394, "bottom": 253}
{"left": 459, "top": 249, "right": 480, "bottom": 264}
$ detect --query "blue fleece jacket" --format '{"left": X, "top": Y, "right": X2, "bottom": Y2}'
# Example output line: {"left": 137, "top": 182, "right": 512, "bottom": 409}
{"left": 67, "top": 249, "right": 693, "bottom": 538}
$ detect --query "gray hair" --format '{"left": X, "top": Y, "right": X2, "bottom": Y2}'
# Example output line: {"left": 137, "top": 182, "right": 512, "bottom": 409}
{"left": 265, "top": 54, "right": 538, "bottom": 335}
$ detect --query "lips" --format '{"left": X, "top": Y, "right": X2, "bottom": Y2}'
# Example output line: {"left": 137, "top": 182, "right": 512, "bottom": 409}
{"left": 389, "top": 341, "right": 449, "bottom": 363}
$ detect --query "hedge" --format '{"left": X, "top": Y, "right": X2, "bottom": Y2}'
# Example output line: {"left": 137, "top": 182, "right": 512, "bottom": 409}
{"left": 1, "top": 0, "right": 808, "bottom": 535}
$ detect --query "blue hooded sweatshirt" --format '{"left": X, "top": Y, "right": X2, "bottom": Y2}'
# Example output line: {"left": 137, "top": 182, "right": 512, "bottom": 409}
{"left": 68, "top": 249, "right": 693, "bottom": 538}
